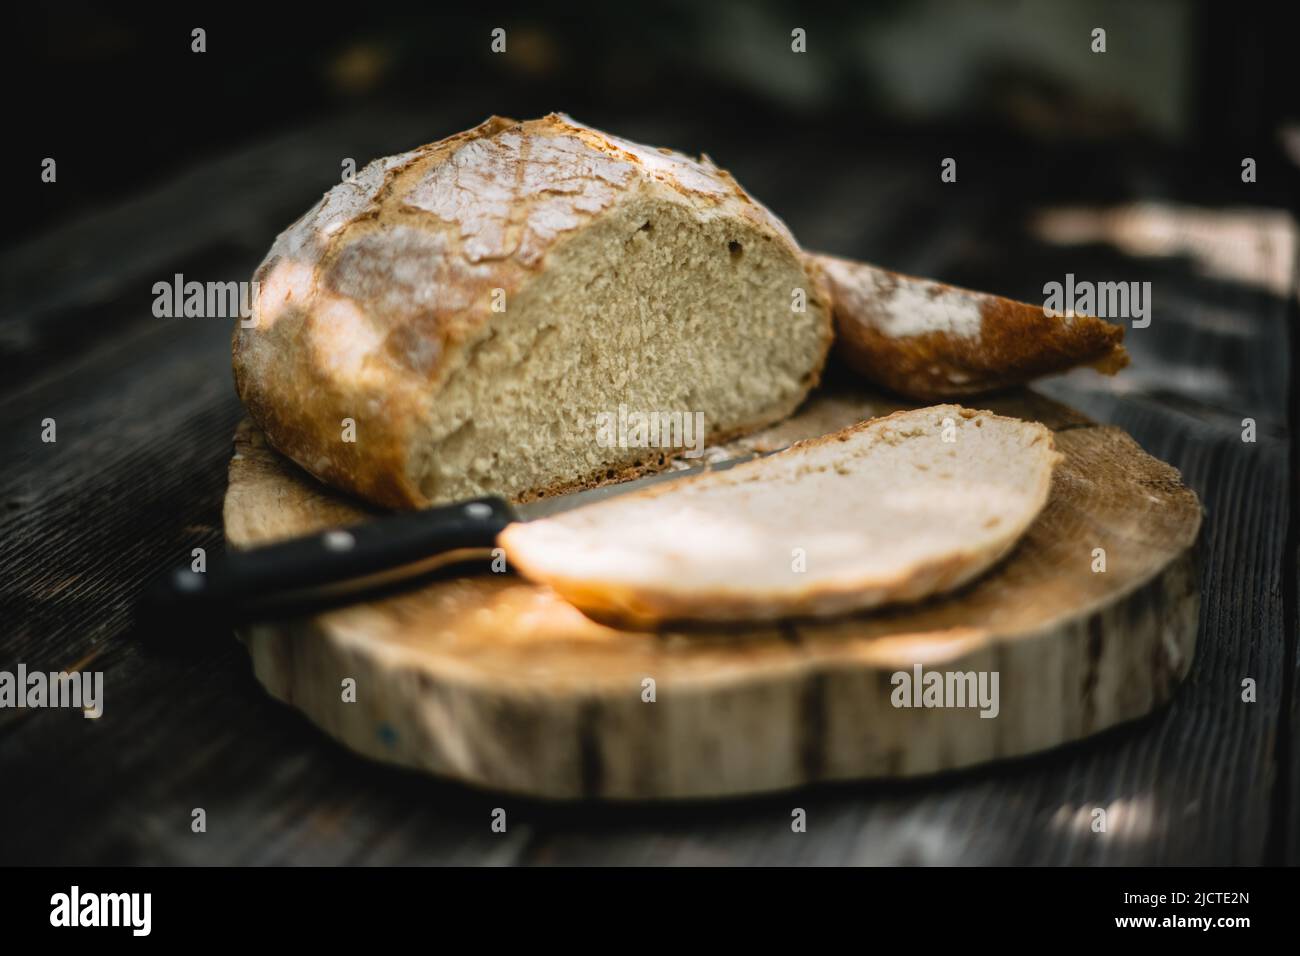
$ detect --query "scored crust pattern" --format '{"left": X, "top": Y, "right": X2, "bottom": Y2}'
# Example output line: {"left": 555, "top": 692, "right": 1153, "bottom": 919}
{"left": 233, "top": 114, "right": 822, "bottom": 508}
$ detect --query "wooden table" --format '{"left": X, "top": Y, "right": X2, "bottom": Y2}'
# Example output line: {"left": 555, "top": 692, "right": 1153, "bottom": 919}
{"left": 1, "top": 108, "right": 1294, "bottom": 865}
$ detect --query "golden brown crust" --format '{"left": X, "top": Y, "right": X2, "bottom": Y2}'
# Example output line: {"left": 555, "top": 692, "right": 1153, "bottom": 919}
{"left": 233, "top": 114, "right": 827, "bottom": 509}
{"left": 501, "top": 405, "right": 1061, "bottom": 628}
{"left": 814, "top": 253, "right": 1129, "bottom": 401}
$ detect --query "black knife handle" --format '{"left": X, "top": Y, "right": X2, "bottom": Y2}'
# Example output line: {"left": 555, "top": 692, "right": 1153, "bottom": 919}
{"left": 141, "top": 496, "right": 515, "bottom": 632}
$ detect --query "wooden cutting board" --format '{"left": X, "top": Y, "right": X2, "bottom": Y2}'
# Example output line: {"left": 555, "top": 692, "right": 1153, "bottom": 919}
{"left": 224, "top": 385, "right": 1202, "bottom": 800}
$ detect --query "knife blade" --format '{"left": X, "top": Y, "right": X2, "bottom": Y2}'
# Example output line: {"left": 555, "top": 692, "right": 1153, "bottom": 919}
{"left": 141, "top": 448, "right": 780, "bottom": 635}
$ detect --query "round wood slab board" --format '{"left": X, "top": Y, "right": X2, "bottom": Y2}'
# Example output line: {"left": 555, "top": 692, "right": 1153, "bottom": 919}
{"left": 224, "top": 386, "right": 1202, "bottom": 800}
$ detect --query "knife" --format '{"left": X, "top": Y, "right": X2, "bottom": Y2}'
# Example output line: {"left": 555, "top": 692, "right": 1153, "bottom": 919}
{"left": 141, "top": 450, "right": 773, "bottom": 637}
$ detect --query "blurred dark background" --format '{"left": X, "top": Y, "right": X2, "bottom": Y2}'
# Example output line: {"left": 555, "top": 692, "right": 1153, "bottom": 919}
{"left": 10, "top": 0, "right": 1296, "bottom": 238}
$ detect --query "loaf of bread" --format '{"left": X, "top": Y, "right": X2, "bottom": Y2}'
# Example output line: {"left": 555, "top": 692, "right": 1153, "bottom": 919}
{"left": 234, "top": 114, "right": 833, "bottom": 508}
{"left": 814, "top": 253, "right": 1128, "bottom": 400}
{"left": 500, "top": 405, "right": 1061, "bottom": 626}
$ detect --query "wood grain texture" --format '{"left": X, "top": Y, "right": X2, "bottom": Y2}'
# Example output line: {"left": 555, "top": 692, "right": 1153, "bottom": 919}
{"left": 225, "top": 384, "right": 1202, "bottom": 799}
{"left": 1, "top": 107, "right": 1289, "bottom": 864}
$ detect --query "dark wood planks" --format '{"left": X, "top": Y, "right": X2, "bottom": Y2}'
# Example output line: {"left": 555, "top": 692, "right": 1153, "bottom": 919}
{"left": 1285, "top": 254, "right": 1299, "bottom": 868}
{"left": 515, "top": 141, "right": 1294, "bottom": 864}
{"left": 0, "top": 107, "right": 534, "bottom": 865}
{"left": 1, "top": 109, "right": 1292, "bottom": 865}
{"left": 508, "top": 401, "right": 1285, "bottom": 865}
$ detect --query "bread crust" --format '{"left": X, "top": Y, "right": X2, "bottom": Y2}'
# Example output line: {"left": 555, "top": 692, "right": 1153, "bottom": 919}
{"left": 234, "top": 114, "right": 831, "bottom": 508}
{"left": 501, "top": 405, "right": 1061, "bottom": 628}
{"left": 814, "top": 253, "right": 1128, "bottom": 401}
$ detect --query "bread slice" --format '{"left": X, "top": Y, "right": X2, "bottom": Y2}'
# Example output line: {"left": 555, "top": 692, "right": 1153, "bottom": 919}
{"left": 233, "top": 114, "right": 833, "bottom": 509}
{"left": 500, "top": 405, "right": 1061, "bottom": 626}
{"left": 813, "top": 253, "right": 1128, "bottom": 401}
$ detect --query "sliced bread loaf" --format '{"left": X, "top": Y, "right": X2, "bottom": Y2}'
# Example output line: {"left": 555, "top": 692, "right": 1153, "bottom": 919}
{"left": 500, "top": 405, "right": 1062, "bottom": 626}
{"left": 814, "top": 253, "right": 1128, "bottom": 400}
{"left": 233, "top": 114, "right": 832, "bottom": 509}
